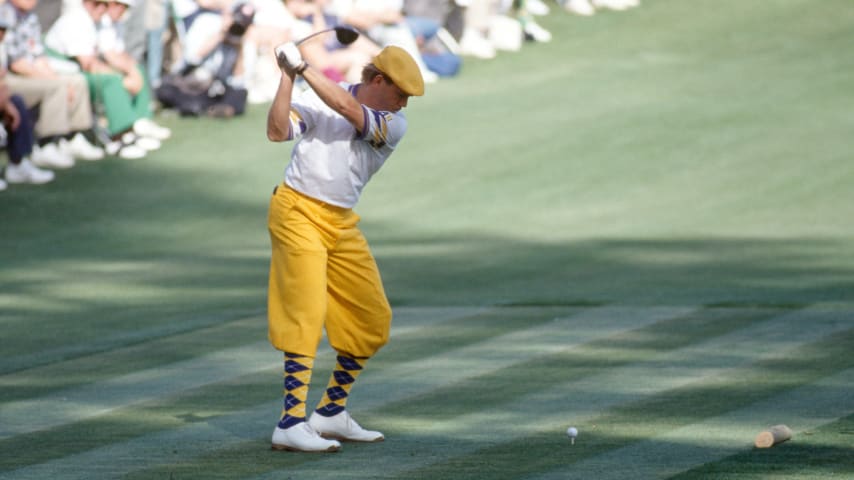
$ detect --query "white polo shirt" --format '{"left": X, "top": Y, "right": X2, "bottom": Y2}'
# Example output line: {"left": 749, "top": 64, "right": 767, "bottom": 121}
{"left": 284, "top": 83, "right": 407, "bottom": 209}
{"left": 97, "top": 16, "right": 126, "bottom": 54}
{"left": 44, "top": 7, "right": 98, "bottom": 58}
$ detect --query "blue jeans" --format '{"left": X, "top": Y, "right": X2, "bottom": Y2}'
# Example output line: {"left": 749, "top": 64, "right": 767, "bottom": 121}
{"left": 405, "top": 16, "right": 440, "bottom": 41}
{"left": 405, "top": 16, "right": 462, "bottom": 77}
{"left": 6, "top": 95, "right": 35, "bottom": 164}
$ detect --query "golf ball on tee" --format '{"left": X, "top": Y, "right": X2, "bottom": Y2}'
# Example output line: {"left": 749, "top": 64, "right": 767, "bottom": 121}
{"left": 567, "top": 427, "right": 578, "bottom": 438}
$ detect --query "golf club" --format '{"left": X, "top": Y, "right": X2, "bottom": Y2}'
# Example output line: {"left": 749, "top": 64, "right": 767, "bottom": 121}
{"left": 295, "top": 26, "right": 360, "bottom": 47}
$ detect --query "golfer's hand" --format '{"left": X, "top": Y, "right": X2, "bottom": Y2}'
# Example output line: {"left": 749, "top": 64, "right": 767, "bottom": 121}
{"left": 275, "top": 42, "right": 307, "bottom": 75}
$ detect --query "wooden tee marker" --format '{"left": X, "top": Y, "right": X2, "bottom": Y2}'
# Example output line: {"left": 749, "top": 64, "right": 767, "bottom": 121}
{"left": 754, "top": 424, "right": 793, "bottom": 448}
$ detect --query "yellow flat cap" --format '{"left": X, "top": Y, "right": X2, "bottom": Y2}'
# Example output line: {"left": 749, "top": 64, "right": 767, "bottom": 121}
{"left": 372, "top": 46, "right": 425, "bottom": 97}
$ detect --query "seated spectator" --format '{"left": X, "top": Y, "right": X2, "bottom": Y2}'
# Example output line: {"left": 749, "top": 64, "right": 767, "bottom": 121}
{"left": 44, "top": 0, "right": 168, "bottom": 159}
{"left": 402, "top": 0, "right": 462, "bottom": 77}
{"left": 99, "top": 0, "right": 173, "bottom": 136}
{"left": 156, "top": 0, "right": 253, "bottom": 116}
{"left": 325, "top": 0, "right": 439, "bottom": 84}
{"left": 240, "top": 0, "right": 295, "bottom": 103}
{"left": 0, "top": 0, "right": 104, "bottom": 168}
{"left": 455, "top": 0, "right": 500, "bottom": 59}
{"left": 454, "top": 0, "right": 546, "bottom": 56}
{"left": 1, "top": 69, "right": 55, "bottom": 190}
{"left": 143, "top": 0, "right": 169, "bottom": 88}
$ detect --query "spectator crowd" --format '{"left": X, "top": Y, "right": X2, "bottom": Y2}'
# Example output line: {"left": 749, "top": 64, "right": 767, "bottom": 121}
{"left": 0, "top": 0, "right": 640, "bottom": 192}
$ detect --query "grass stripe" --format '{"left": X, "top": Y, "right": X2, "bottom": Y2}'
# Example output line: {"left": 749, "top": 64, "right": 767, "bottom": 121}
{"left": 0, "top": 307, "right": 487, "bottom": 439}
{"left": 0, "top": 306, "right": 554, "bottom": 471}
{"left": 128, "top": 307, "right": 846, "bottom": 480}
{"left": 0, "top": 308, "right": 264, "bottom": 376}
{"left": 346, "top": 306, "right": 697, "bottom": 418}
{"left": 3, "top": 307, "right": 848, "bottom": 479}
{"left": 385, "top": 321, "right": 854, "bottom": 480}
{"left": 269, "top": 308, "right": 850, "bottom": 480}
{"left": 533, "top": 368, "right": 854, "bottom": 480}
{"left": 0, "top": 340, "right": 275, "bottom": 439}
{"left": 0, "top": 306, "right": 688, "bottom": 478}
{"left": 0, "top": 313, "right": 266, "bottom": 402}
{"left": 379, "top": 306, "right": 782, "bottom": 420}
{"left": 669, "top": 413, "right": 854, "bottom": 479}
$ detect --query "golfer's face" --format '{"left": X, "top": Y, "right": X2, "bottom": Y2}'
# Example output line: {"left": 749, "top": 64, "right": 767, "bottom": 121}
{"left": 379, "top": 80, "right": 409, "bottom": 112}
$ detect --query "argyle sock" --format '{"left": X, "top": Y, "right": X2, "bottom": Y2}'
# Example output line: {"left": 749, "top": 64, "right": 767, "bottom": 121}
{"left": 278, "top": 352, "right": 314, "bottom": 429}
{"left": 314, "top": 354, "right": 366, "bottom": 417}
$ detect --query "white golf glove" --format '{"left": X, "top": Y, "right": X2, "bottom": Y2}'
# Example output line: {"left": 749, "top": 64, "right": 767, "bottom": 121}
{"left": 274, "top": 42, "right": 307, "bottom": 74}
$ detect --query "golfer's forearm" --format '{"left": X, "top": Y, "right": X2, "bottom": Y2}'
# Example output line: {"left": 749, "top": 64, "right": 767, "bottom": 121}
{"left": 267, "top": 73, "right": 295, "bottom": 141}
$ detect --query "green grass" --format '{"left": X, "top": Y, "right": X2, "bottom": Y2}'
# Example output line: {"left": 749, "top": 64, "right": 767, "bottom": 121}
{"left": 1, "top": 0, "right": 853, "bottom": 478}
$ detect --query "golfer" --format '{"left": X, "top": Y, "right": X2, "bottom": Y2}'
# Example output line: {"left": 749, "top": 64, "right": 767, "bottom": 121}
{"left": 266, "top": 42, "right": 424, "bottom": 453}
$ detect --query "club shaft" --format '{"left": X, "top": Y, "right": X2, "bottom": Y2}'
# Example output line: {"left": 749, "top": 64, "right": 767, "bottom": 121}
{"left": 295, "top": 28, "right": 335, "bottom": 46}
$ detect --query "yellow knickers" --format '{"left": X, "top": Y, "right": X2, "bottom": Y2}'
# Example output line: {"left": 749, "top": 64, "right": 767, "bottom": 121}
{"left": 267, "top": 185, "right": 392, "bottom": 358}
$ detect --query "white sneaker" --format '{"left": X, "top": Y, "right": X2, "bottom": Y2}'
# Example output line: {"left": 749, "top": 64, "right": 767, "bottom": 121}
{"left": 5, "top": 158, "right": 55, "bottom": 184}
{"left": 488, "top": 15, "right": 524, "bottom": 52}
{"left": 308, "top": 411, "right": 384, "bottom": 443}
{"left": 524, "top": 21, "right": 553, "bottom": 43}
{"left": 592, "top": 0, "right": 629, "bottom": 11}
{"left": 271, "top": 422, "right": 342, "bottom": 453}
{"left": 421, "top": 69, "right": 439, "bottom": 84}
{"left": 31, "top": 143, "right": 75, "bottom": 169}
{"left": 121, "top": 132, "right": 161, "bottom": 152}
{"left": 0, "top": 177, "right": 7, "bottom": 191}
{"left": 61, "top": 133, "right": 105, "bottom": 161}
{"left": 105, "top": 140, "right": 147, "bottom": 159}
{"left": 526, "top": 0, "right": 550, "bottom": 15}
{"left": 133, "top": 118, "right": 171, "bottom": 140}
{"left": 459, "top": 28, "right": 496, "bottom": 59}
{"left": 565, "top": 0, "right": 596, "bottom": 15}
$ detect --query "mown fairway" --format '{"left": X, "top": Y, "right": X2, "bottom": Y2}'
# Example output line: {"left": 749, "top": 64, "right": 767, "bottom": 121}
{"left": 1, "top": 0, "right": 853, "bottom": 478}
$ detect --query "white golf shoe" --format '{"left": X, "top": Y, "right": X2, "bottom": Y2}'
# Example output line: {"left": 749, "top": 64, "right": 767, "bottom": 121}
{"left": 308, "top": 411, "right": 384, "bottom": 443}
{"left": 271, "top": 422, "right": 341, "bottom": 453}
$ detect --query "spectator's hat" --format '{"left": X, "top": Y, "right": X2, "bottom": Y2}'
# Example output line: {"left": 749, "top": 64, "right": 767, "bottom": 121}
{"left": 112, "top": 0, "right": 134, "bottom": 5}
{"left": 372, "top": 46, "right": 424, "bottom": 97}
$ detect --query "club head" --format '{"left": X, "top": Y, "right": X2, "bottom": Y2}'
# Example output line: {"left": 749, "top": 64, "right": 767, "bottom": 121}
{"left": 334, "top": 26, "right": 359, "bottom": 46}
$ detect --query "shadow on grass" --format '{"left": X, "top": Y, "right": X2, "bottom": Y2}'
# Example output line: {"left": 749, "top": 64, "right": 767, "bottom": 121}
{"left": 370, "top": 233, "right": 854, "bottom": 307}
{"left": 671, "top": 413, "right": 854, "bottom": 479}
{"left": 2, "top": 142, "right": 853, "bottom": 370}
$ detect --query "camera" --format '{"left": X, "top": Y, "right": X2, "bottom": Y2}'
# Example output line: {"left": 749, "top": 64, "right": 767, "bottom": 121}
{"left": 226, "top": 2, "right": 255, "bottom": 43}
